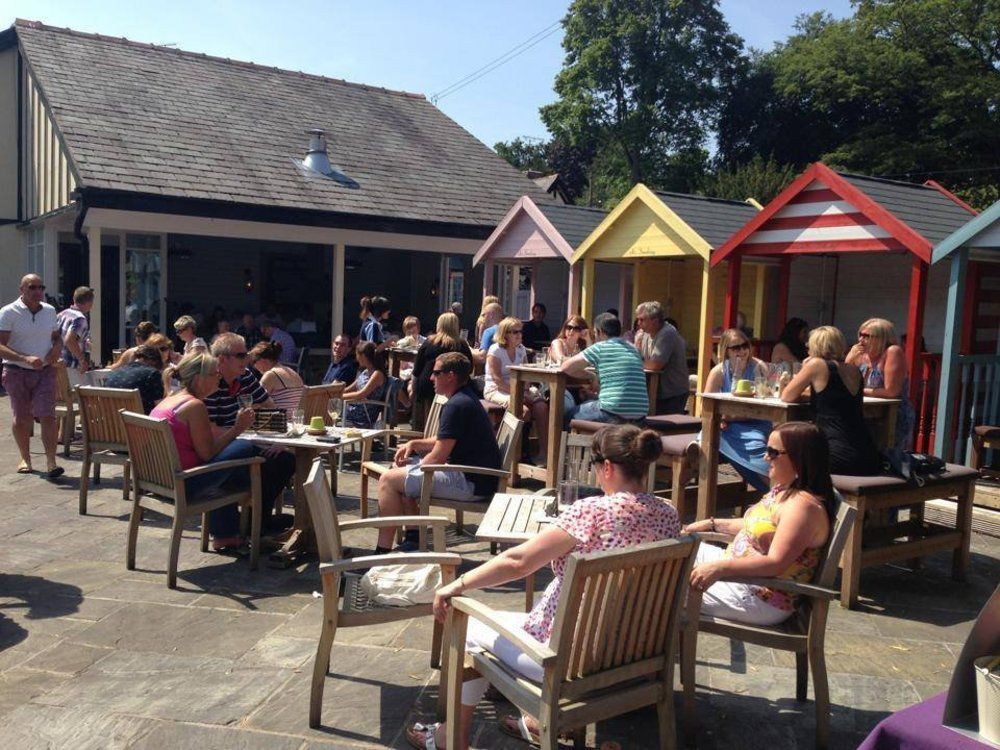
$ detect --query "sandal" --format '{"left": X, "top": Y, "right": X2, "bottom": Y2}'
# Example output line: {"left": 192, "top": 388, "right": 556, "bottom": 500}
{"left": 499, "top": 714, "right": 539, "bottom": 746}
{"left": 405, "top": 722, "right": 442, "bottom": 749}
{"left": 16, "top": 461, "right": 32, "bottom": 474}
{"left": 44, "top": 465, "right": 65, "bottom": 479}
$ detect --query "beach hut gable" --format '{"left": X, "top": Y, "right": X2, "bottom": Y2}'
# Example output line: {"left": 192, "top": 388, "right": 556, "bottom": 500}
{"left": 571, "top": 184, "right": 711, "bottom": 264}
{"left": 473, "top": 197, "right": 607, "bottom": 265}
{"left": 932, "top": 200, "right": 1000, "bottom": 264}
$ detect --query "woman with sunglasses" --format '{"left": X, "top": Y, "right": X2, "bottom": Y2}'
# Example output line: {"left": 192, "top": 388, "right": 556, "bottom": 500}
{"left": 684, "top": 421, "right": 833, "bottom": 626}
{"left": 406, "top": 424, "right": 677, "bottom": 750}
{"left": 703, "top": 328, "right": 771, "bottom": 490}
{"left": 485, "top": 317, "right": 549, "bottom": 463}
{"left": 548, "top": 315, "right": 591, "bottom": 363}
{"left": 150, "top": 352, "right": 257, "bottom": 553}
{"left": 846, "top": 317, "right": 915, "bottom": 450}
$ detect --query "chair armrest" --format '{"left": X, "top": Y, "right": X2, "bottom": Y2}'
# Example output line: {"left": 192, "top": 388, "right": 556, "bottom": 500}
{"left": 451, "top": 597, "right": 557, "bottom": 666}
{"left": 338, "top": 515, "right": 452, "bottom": 531}
{"left": 726, "top": 576, "right": 840, "bottom": 600}
{"left": 533, "top": 488, "right": 556, "bottom": 496}
{"left": 419, "top": 464, "right": 510, "bottom": 479}
{"left": 178, "top": 456, "right": 265, "bottom": 479}
{"left": 693, "top": 531, "right": 734, "bottom": 545}
{"left": 320, "top": 552, "right": 462, "bottom": 575}
{"left": 388, "top": 428, "right": 424, "bottom": 440}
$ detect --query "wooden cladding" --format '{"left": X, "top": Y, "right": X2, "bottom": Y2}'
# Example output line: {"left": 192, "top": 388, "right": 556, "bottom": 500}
{"left": 21, "top": 63, "right": 76, "bottom": 219}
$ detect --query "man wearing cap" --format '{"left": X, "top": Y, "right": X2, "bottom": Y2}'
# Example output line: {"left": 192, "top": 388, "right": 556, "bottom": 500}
{"left": 57, "top": 286, "right": 94, "bottom": 387}
{"left": 0, "top": 274, "right": 64, "bottom": 477}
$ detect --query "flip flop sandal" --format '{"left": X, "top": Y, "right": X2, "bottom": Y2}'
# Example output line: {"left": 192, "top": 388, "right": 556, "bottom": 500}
{"left": 213, "top": 542, "right": 251, "bottom": 557}
{"left": 16, "top": 461, "right": 32, "bottom": 474}
{"left": 499, "top": 714, "right": 539, "bottom": 746}
{"left": 44, "top": 466, "right": 65, "bottom": 479}
{"left": 405, "top": 722, "right": 441, "bottom": 749}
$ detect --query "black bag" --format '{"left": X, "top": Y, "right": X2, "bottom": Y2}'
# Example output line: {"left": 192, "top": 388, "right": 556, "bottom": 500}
{"left": 883, "top": 448, "right": 947, "bottom": 487}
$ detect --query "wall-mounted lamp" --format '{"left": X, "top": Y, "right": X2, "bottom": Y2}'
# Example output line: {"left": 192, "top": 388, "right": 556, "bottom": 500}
{"left": 430, "top": 278, "right": 439, "bottom": 298}
{"left": 244, "top": 268, "right": 255, "bottom": 293}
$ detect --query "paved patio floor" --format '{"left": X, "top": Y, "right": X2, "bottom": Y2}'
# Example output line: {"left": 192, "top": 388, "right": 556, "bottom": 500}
{"left": 0, "top": 398, "right": 997, "bottom": 749}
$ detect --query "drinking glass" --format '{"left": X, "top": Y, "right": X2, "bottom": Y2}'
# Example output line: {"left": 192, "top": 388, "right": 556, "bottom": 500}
{"left": 542, "top": 346, "right": 551, "bottom": 365}
{"left": 328, "top": 398, "right": 342, "bottom": 426}
{"left": 755, "top": 376, "right": 769, "bottom": 399}
{"left": 291, "top": 409, "right": 305, "bottom": 435}
{"left": 237, "top": 394, "right": 253, "bottom": 410}
{"left": 558, "top": 480, "right": 579, "bottom": 507}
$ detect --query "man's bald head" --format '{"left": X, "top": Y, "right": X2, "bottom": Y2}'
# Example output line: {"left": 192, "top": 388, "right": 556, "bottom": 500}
{"left": 20, "top": 274, "right": 42, "bottom": 290}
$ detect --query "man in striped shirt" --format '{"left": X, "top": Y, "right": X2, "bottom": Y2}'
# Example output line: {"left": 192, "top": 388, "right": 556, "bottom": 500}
{"left": 205, "top": 332, "right": 294, "bottom": 530}
{"left": 561, "top": 313, "right": 649, "bottom": 427}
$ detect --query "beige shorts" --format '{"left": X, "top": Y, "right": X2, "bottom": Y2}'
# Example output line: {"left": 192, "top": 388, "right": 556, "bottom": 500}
{"left": 483, "top": 388, "right": 511, "bottom": 408}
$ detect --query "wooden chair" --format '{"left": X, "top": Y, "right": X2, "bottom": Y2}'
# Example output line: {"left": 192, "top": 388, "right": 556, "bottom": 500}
{"left": 543, "top": 430, "right": 656, "bottom": 495}
{"left": 680, "top": 497, "right": 857, "bottom": 750}
{"left": 337, "top": 374, "right": 402, "bottom": 470}
{"left": 442, "top": 537, "right": 700, "bottom": 750}
{"left": 416, "top": 411, "right": 525, "bottom": 547}
{"left": 53, "top": 364, "right": 77, "bottom": 457}
{"left": 302, "top": 458, "right": 461, "bottom": 729}
{"left": 76, "top": 386, "right": 143, "bottom": 515}
{"left": 971, "top": 424, "right": 1000, "bottom": 478}
{"left": 83, "top": 368, "right": 113, "bottom": 387}
{"left": 358, "top": 394, "right": 448, "bottom": 518}
{"left": 120, "top": 410, "right": 265, "bottom": 588}
{"left": 299, "top": 383, "right": 345, "bottom": 425}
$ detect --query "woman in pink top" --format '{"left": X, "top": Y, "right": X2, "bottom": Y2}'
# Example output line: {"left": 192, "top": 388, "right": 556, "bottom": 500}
{"left": 151, "top": 351, "right": 255, "bottom": 552}
{"left": 405, "top": 425, "right": 680, "bottom": 750}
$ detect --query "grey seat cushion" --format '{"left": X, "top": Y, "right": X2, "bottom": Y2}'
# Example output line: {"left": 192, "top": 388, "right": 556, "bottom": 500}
{"left": 832, "top": 463, "right": 979, "bottom": 495}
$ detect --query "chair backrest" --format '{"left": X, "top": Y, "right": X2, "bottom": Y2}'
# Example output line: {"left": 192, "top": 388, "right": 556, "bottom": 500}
{"left": 813, "top": 491, "right": 857, "bottom": 590}
{"left": 304, "top": 457, "right": 343, "bottom": 563}
{"left": 557, "top": 431, "right": 656, "bottom": 492}
{"left": 423, "top": 394, "right": 449, "bottom": 438}
{"left": 381, "top": 375, "right": 402, "bottom": 428}
{"left": 497, "top": 412, "right": 525, "bottom": 474}
{"left": 299, "top": 383, "right": 345, "bottom": 425}
{"left": 84, "top": 368, "right": 113, "bottom": 387}
{"left": 77, "top": 386, "right": 144, "bottom": 452}
{"left": 548, "top": 537, "right": 698, "bottom": 697}
{"left": 54, "top": 364, "right": 73, "bottom": 405}
{"left": 120, "top": 410, "right": 183, "bottom": 499}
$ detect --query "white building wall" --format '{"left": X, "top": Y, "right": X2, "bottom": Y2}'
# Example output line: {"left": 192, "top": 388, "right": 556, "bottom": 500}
{"left": 0, "top": 224, "right": 25, "bottom": 301}
{"left": 533, "top": 259, "right": 570, "bottom": 320}
{"left": 786, "top": 256, "right": 838, "bottom": 328}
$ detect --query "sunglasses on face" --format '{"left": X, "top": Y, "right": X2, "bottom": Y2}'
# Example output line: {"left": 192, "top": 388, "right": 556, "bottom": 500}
{"left": 430, "top": 369, "right": 452, "bottom": 378}
{"left": 566, "top": 325, "right": 586, "bottom": 332}
{"left": 727, "top": 343, "right": 750, "bottom": 352}
{"left": 158, "top": 346, "right": 171, "bottom": 352}
{"left": 26, "top": 284, "right": 46, "bottom": 291}
{"left": 226, "top": 351, "right": 248, "bottom": 359}
{"left": 764, "top": 446, "right": 788, "bottom": 460}
{"left": 858, "top": 332, "right": 871, "bottom": 339}
{"left": 511, "top": 329, "right": 523, "bottom": 334}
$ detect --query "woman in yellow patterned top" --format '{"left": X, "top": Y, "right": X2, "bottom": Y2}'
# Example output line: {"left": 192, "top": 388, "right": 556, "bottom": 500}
{"left": 683, "top": 421, "right": 832, "bottom": 625}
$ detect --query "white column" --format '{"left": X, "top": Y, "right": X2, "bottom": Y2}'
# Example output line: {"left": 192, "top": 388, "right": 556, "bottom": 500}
{"left": 42, "top": 222, "right": 58, "bottom": 297}
{"left": 934, "top": 250, "right": 966, "bottom": 460}
{"left": 331, "top": 242, "right": 345, "bottom": 339}
{"left": 87, "top": 225, "right": 102, "bottom": 364}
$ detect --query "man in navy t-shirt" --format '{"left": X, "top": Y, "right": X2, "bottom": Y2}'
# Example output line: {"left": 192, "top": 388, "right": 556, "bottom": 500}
{"left": 375, "top": 351, "right": 501, "bottom": 552}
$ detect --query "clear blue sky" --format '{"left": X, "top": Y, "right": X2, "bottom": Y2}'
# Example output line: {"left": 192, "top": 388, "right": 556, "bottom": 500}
{"left": 5, "top": 0, "right": 854, "bottom": 148}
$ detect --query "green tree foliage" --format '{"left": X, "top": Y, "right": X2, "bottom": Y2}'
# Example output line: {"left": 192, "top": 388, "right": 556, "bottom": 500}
{"left": 703, "top": 156, "right": 802, "bottom": 205}
{"left": 493, "top": 137, "right": 595, "bottom": 204}
{"left": 493, "top": 137, "right": 548, "bottom": 173}
{"left": 541, "top": 0, "right": 743, "bottom": 203}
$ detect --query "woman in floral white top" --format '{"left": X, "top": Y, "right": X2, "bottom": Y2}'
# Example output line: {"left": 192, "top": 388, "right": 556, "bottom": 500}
{"left": 406, "top": 425, "right": 680, "bottom": 750}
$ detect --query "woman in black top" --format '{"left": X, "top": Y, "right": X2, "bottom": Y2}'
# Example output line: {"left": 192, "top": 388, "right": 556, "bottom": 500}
{"left": 409, "top": 312, "right": 473, "bottom": 428}
{"left": 780, "top": 326, "right": 882, "bottom": 475}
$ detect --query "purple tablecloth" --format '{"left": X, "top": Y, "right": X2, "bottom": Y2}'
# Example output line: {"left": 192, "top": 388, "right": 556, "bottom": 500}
{"left": 859, "top": 692, "right": 992, "bottom": 750}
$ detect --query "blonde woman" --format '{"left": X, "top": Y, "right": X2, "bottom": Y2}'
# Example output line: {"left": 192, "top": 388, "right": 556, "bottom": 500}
{"left": 410, "top": 312, "right": 474, "bottom": 429}
{"left": 150, "top": 352, "right": 256, "bottom": 552}
{"left": 846, "top": 317, "right": 915, "bottom": 450}
{"left": 704, "top": 328, "right": 770, "bottom": 490}
{"left": 781, "top": 326, "right": 881, "bottom": 474}
{"left": 485, "top": 317, "right": 549, "bottom": 463}
{"left": 173, "top": 315, "right": 207, "bottom": 355}
{"left": 474, "top": 295, "right": 500, "bottom": 343}
{"left": 473, "top": 301, "right": 504, "bottom": 363}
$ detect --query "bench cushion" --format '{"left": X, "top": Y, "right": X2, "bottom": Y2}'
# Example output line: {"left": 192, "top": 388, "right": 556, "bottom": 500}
{"left": 974, "top": 424, "right": 1000, "bottom": 439}
{"left": 833, "top": 463, "right": 980, "bottom": 495}
{"left": 660, "top": 432, "right": 700, "bottom": 457}
{"left": 644, "top": 414, "right": 702, "bottom": 433}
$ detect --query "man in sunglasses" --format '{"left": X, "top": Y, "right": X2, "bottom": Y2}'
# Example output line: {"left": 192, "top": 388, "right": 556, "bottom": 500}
{"left": 0, "top": 274, "right": 63, "bottom": 477}
{"left": 204, "top": 333, "right": 294, "bottom": 530}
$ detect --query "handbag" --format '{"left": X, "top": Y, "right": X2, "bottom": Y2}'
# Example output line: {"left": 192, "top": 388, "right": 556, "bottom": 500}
{"left": 883, "top": 448, "right": 947, "bottom": 487}
{"left": 359, "top": 563, "right": 442, "bottom": 606}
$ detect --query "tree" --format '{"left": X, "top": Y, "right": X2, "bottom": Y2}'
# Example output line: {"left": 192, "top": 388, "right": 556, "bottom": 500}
{"left": 703, "top": 156, "right": 801, "bottom": 205}
{"left": 493, "top": 137, "right": 595, "bottom": 204}
{"left": 541, "top": 0, "right": 743, "bottom": 198}
{"left": 493, "top": 137, "right": 548, "bottom": 173}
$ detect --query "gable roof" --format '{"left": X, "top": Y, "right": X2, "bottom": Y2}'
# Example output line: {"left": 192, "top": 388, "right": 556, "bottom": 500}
{"left": 711, "top": 162, "right": 976, "bottom": 267}
{"left": 472, "top": 196, "right": 606, "bottom": 265}
{"left": 933, "top": 199, "right": 1000, "bottom": 263}
{"left": 12, "top": 20, "right": 552, "bottom": 232}
{"left": 653, "top": 191, "right": 761, "bottom": 249}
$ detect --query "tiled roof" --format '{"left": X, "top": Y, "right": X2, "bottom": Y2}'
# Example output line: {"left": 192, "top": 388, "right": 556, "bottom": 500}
{"left": 15, "top": 20, "right": 553, "bottom": 229}
{"left": 653, "top": 191, "right": 759, "bottom": 249}
{"left": 839, "top": 173, "right": 975, "bottom": 244}
{"left": 536, "top": 202, "right": 607, "bottom": 248}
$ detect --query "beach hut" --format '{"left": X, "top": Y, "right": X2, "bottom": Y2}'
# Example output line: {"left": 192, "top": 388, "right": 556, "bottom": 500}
{"left": 473, "top": 196, "right": 607, "bottom": 321}
{"left": 570, "top": 184, "right": 762, "bottom": 389}
{"left": 932, "top": 201, "right": 1000, "bottom": 462}
{"left": 711, "top": 162, "right": 976, "bottom": 449}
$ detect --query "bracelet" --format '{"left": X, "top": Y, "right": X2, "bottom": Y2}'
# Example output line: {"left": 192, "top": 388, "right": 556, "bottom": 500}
{"left": 710, "top": 517, "right": 716, "bottom": 532}
{"left": 457, "top": 574, "right": 466, "bottom": 593}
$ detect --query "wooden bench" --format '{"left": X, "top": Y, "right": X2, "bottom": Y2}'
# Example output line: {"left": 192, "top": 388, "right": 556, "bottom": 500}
{"left": 833, "top": 464, "right": 980, "bottom": 609}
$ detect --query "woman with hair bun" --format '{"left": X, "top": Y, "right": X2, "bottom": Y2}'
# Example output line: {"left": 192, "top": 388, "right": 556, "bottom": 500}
{"left": 249, "top": 340, "right": 304, "bottom": 419}
{"left": 406, "top": 424, "right": 680, "bottom": 749}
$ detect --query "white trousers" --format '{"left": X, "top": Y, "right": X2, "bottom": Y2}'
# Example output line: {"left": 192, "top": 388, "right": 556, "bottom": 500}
{"left": 697, "top": 544, "right": 792, "bottom": 626}
{"left": 460, "top": 611, "right": 546, "bottom": 705}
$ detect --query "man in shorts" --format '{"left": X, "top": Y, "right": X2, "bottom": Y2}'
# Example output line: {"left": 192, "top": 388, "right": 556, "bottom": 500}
{"left": 375, "top": 351, "right": 501, "bottom": 552}
{"left": 0, "top": 274, "right": 64, "bottom": 477}
{"left": 56, "top": 286, "right": 94, "bottom": 387}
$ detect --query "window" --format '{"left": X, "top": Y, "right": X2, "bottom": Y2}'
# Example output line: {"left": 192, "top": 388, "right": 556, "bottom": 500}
{"left": 25, "top": 227, "right": 44, "bottom": 275}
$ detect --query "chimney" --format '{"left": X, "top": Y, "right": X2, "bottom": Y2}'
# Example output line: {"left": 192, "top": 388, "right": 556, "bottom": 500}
{"left": 296, "top": 128, "right": 359, "bottom": 188}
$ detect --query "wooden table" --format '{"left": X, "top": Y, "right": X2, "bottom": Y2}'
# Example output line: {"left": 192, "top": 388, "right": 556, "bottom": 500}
{"left": 386, "top": 346, "right": 418, "bottom": 378}
{"left": 696, "top": 392, "right": 900, "bottom": 520}
{"left": 243, "top": 427, "right": 382, "bottom": 567}
{"left": 476, "top": 492, "right": 551, "bottom": 609}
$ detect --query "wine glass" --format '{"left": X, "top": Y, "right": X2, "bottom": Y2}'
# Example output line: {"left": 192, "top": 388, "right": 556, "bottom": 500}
{"left": 328, "top": 397, "right": 342, "bottom": 427}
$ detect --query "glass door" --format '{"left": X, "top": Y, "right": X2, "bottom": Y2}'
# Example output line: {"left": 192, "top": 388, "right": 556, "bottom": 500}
{"left": 122, "top": 234, "right": 164, "bottom": 347}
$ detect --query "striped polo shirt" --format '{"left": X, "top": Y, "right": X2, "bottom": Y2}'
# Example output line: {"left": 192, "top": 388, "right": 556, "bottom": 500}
{"left": 204, "top": 367, "right": 269, "bottom": 426}
{"left": 582, "top": 338, "right": 649, "bottom": 418}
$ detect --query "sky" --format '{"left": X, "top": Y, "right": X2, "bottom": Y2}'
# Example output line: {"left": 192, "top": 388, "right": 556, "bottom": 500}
{"left": 4, "top": 0, "right": 855, "bottom": 148}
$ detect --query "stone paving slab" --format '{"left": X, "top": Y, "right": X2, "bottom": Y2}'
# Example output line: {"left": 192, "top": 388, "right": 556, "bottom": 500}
{"left": 0, "top": 397, "right": 998, "bottom": 748}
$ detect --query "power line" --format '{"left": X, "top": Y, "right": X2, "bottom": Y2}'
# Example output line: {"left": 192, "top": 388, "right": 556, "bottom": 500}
{"left": 430, "top": 20, "right": 562, "bottom": 104}
{"left": 877, "top": 165, "right": 1000, "bottom": 179}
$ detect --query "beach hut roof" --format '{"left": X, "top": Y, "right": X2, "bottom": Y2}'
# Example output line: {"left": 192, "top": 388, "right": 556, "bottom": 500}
{"left": 653, "top": 191, "right": 761, "bottom": 250}
{"left": 932, "top": 199, "right": 1000, "bottom": 263}
{"left": 473, "top": 196, "right": 606, "bottom": 265}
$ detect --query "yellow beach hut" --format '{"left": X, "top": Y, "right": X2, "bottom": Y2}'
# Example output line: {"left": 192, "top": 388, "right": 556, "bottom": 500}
{"left": 571, "top": 184, "right": 763, "bottom": 389}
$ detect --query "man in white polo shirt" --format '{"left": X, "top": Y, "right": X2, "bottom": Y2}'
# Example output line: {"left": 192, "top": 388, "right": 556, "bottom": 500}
{"left": 0, "top": 274, "right": 64, "bottom": 477}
